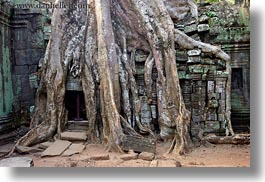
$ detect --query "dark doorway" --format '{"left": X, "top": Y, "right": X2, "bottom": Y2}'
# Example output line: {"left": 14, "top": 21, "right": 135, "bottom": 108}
{"left": 231, "top": 68, "right": 250, "bottom": 133}
{"left": 232, "top": 68, "right": 243, "bottom": 90}
{"left": 65, "top": 91, "right": 87, "bottom": 121}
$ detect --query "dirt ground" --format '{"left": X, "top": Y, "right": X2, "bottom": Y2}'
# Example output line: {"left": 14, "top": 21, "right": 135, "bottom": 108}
{"left": 0, "top": 141, "right": 250, "bottom": 167}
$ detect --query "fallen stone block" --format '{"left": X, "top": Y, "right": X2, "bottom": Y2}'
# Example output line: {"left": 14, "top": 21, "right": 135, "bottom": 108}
{"left": 41, "top": 140, "right": 71, "bottom": 157}
{"left": 120, "top": 153, "right": 138, "bottom": 161}
{"left": 38, "top": 141, "right": 54, "bottom": 149}
{"left": 139, "top": 152, "right": 155, "bottom": 161}
{"left": 60, "top": 132, "right": 87, "bottom": 141}
{"left": 120, "top": 135, "right": 156, "bottom": 153}
{"left": 62, "top": 144, "right": 85, "bottom": 156}
{"left": 0, "top": 157, "right": 34, "bottom": 167}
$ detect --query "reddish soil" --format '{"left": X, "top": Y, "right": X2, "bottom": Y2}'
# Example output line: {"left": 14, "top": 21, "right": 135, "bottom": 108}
{"left": 0, "top": 142, "right": 250, "bottom": 167}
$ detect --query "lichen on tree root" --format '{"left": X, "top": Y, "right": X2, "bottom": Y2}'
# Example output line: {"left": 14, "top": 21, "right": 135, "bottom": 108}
{"left": 4, "top": 0, "right": 233, "bottom": 158}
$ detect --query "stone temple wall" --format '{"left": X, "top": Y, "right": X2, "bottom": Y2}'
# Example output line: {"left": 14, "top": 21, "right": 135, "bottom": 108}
{"left": 0, "top": 0, "right": 250, "bottom": 138}
{"left": 181, "top": 1, "right": 250, "bottom": 135}
{"left": 11, "top": 6, "right": 50, "bottom": 109}
{"left": 0, "top": 0, "right": 50, "bottom": 135}
{"left": 134, "top": 1, "right": 250, "bottom": 137}
{"left": 197, "top": 1, "right": 250, "bottom": 133}
{"left": 0, "top": 1, "right": 14, "bottom": 133}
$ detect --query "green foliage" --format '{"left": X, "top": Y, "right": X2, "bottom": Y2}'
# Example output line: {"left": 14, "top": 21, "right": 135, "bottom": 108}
{"left": 205, "top": 11, "right": 217, "bottom": 17}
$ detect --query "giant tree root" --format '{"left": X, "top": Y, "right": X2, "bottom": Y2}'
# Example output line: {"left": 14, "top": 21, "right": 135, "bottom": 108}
{"left": 1, "top": 0, "right": 236, "bottom": 159}
{"left": 203, "top": 134, "right": 250, "bottom": 145}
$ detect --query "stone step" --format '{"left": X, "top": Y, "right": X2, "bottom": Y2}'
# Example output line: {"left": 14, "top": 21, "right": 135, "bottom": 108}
{"left": 62, "top": 143, "right": 86, "bottom": 156}
{"left": 41, "top": 140, "right": 72, "bottom": 157}
{"left": 67, "top": 120, "right": 89, "bottom": 131}
{"left": 68, "top": 120, "right": 89, "bottom": 126}
{"left": 60, "top": 131, "right": 87, "bottom": 141}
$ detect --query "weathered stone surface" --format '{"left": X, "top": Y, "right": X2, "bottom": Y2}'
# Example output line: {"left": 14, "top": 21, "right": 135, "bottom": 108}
{"left": 0, "top": 131, "right": 16, "bottom": 146}
{"left": 198, "top": 24, "right": 210, "bottom": 32}
{"left": 66, "top": 75, "right": 83, "bottom": 91}
{"left": 67, "top": 120, "right": 89, "bottom": 131}
{"left": 138, "top": 152, "right": 155, "bottom": 161}
{"left": 208, "top": 99, "right": 219, "bottom": 108}
{"left": 135, "top": 51, "right": 148, "bottom": 62}
{"left": 60, "top": 131, "right": 87, "bottom": 141}
{"left": 187, "top": 49, "right": 201, "bottom": 57}
{"left": 121, "top": 135, "right": 156, "bottom": 153}
{"left": 204, "top": 121, "right": 220, "bottom": 133}
{"left": 0, "top": 2, "right": 49, "bottom": 134}
{"left": 0, "top": 143, "right": 14, "bottom": 154}
{"left": 0, "top": 0, "right": 250, "bottom": 144}
{"left": 218, "top": 114, "right": 225, "bottom": 122}
{"left": 0, "top": 157, "right": 34, "bottom": 167}
{"left": 120, "top": 153, "right": 138, "bottom": 161}
{"left": 13, "top": 75, "right": 35, "bottom": 106}
{"left": 199, "top": 14, "right": 209, "bottom": 23}
{"left": 62, "top": 144, "right": 85, "bottom": 156}
{"left": 41, "top": 140, "right": 71, "bottom": 157}
{"left": 178, "top": 71, "right": 187, "bottom": 79}
{"left": 90, "top": 154, "right": 110, "bottom": 161}
{"left": 38, "top": 141, "right": 54, "bottom": 149}
{"left": 15, "top": 50, "right": 31, "bottom": 66}
{"left": 16, "top": 145, "right": 43, "bottom": 154}
{"left": 29, "top": 73, "right": 38, "bottom": 88}
{"left": 140, "top": 96, "right": 152, "bottom": 127}
{"left": 176, "top": 51, "right": 188, "bottom": 61}
{"left": 14, "top": 66, "right": 29, "bottom": 75}
{"left": 184, "top": 23, "right": 197, "bottom": 34}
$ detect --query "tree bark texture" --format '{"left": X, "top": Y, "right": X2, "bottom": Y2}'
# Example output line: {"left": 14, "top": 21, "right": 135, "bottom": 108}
{"left": 11, "top": 0, "right": 232, "bottom": 155}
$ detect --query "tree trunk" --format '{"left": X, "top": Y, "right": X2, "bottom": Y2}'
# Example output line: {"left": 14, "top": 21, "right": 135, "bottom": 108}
{"left": 9, "top": 0, "right": 232, "bottom": 156}
{"left": 204, "top": 134, "right": 250, "bottom": 145}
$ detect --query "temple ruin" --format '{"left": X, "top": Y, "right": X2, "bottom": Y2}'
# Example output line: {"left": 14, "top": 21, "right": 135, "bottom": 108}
{"left": 0, "top": 0, "right": 250, "bottom": 146}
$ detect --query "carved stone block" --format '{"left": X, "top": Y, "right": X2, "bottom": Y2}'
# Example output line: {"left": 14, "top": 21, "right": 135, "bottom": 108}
{"left": 184, "top": 24, "right": 197, "bottom": 34}
{"left": 66, "top": 75, "right": 82, "bottom": 91}
{"left": 206, "top": 113, "right": 218, "bottom": 121}
{"left": 176, "top": 51, "right": 188, "bottom": 62}
{"left": 121, "top": 135, "right": 156, "bottom": 153}
{"left": 198, "top": 24, "right": 210, "bottom": 32}
{"left": 187, "top": 49, "right": 202, "bottom": 57}
{"left": 204, "top": 121, "right": 220, "bottom": 133}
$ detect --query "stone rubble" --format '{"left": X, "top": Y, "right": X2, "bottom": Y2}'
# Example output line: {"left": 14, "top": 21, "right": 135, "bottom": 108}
{"left": 62, "top": 144, "right": 86, "bottom": 157}
{"left": 41, "top": 140, "right": 72, "bottom": 157}
{"left": 0, "top": 157, "right": 34, "bottom": 167}
{"left": 138, "top": 152, "right": 155, "bottom": 161}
